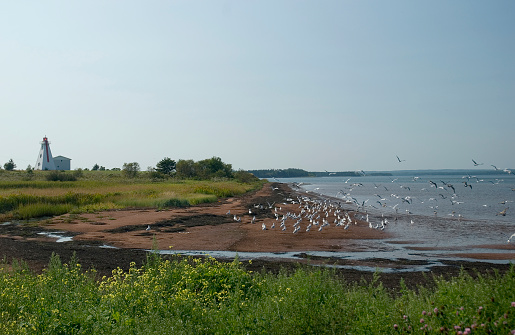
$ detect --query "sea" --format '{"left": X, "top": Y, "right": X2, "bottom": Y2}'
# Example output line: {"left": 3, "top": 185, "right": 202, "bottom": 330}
{"left": 271, "top": 170, "right": 515, "bottom": 262}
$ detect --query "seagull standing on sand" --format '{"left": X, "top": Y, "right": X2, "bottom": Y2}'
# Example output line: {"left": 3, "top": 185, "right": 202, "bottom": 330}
{"left": 146, "top": 225, "right": 151, "bottom": 231}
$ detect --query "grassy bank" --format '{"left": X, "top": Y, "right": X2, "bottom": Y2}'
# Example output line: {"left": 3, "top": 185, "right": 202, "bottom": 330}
{"left": 0, "top": 170, "right": 264, "bottom": 221}
{"left": 0, "top": 254, "right": 514, "bottom": 334}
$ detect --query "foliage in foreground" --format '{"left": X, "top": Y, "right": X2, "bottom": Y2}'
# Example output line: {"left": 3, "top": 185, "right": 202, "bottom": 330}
{"left": 0, "top": 254, "right": 514, "bottom": 334}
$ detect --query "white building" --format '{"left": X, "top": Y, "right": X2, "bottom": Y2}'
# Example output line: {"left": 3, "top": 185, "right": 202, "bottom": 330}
{"left": 53, "top": 156, "right": 71, "bottom": 170}
{"left": 35, "top": 136, "right": 71, "bottom": 170}
{"left": 36, "top": 136, "right": 56, "bottom": 170}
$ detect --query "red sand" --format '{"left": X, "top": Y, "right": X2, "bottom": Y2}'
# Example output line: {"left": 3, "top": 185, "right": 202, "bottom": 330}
{"left": 37, "top": 183, "right": 514, "bottom": 261}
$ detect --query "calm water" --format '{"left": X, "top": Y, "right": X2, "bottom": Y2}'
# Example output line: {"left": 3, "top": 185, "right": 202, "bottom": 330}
{"left": 272, "top": 171, "right": 515, "bottom": 261}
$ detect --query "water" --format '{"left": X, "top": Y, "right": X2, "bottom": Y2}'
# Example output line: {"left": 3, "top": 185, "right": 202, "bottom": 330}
{"left": 37, "top": 231, "right": 74, "bottom": 243}
{"left": 272, "top": 171, "right": 515, "bottom": 261}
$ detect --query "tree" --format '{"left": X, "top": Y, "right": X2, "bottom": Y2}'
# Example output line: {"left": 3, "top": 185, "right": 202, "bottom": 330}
{"left": 196, "top": 157, "right": 232, "bottom": 179}
{"left": 92, "top": 164, "right": 100, "bottom": 171}
{"left": 122, "top": 162, "right": 140, "bottom": 178}
{"left": 3, "top": 159, "right": 16, "bottom": 171}
{"left": 25, "top": 165, "right": 34, "bottom": 179}
{"left": 197, "top": 157, "right": 232, "bottom": 179}
{"left": 176, "top": 159, "right": 196, "bottom": 179}
{"left": 156, "top": 157, "right": 176, "bottom": 175}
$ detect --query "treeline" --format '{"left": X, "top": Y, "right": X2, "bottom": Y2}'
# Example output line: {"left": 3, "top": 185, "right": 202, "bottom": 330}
{"left": 1, "top": 157, "right": 260, "bottom": 184}
{"left": 247, "top": 169, "right": 313, "bottom": 178}
{"left": 150, "top": 157, "right": 259, "bottom": 183}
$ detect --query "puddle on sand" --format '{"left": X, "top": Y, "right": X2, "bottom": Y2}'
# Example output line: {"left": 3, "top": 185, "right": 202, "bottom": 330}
{"left": 37, "top": 231, "right": 74, "bottom": 243}
{"left": 99, "top": 244, "right": 119, "bottom": 249}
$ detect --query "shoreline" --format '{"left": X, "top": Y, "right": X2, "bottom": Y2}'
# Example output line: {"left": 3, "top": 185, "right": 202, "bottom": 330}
{"left": 1, "top": 182, "right": 513, "bottom": 289}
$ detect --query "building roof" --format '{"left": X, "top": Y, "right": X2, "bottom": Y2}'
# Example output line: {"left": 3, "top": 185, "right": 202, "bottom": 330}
{"left": 53, "top": 155, "right": 71, "bottom": 160}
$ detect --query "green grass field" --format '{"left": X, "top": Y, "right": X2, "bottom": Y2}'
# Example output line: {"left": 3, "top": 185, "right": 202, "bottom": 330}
{"left": 0, "top": 170, "right": 264, "bottom": 221}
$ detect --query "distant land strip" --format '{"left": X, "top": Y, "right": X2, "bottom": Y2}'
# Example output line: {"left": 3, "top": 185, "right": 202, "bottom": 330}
{"left": 246, "top": 168, "right": 514, "bottom": 179}
{"left": 247, "top": 169, "right": 391, "bottom": 179}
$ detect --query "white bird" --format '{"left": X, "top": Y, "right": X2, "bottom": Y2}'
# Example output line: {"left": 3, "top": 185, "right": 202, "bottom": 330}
{"left": 472, "top": 159, "right": 483, "bottom": 166}
{"left": 396, "top": 155, "right": 406, "bottom": 163}
{"left": 508, "top": 233, "right": 515, "bottom": 243}
{"left": 261, "top": 223, "right": 267, "bottom": 230}
{"left": 496, "top": 208, "right": 509, "bottom": 216}
{"left": 146, "top": 225, "right": 151, "bottom": 231}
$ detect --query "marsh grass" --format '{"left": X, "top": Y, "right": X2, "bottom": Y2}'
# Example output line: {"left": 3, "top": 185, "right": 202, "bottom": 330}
{"left": 16, "top": 203, "right": 75, "bottom": 220}
{"left": 0, "top": 172, "right": 264, "bottom": 221}
{"left": 0, "top": 254, "right": 513, "bottom": 334}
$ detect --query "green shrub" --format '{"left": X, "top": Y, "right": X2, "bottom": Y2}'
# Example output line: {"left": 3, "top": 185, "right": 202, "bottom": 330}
{"left": 160, "top": 198, "right": 190, "bottom": 208}
{"left": 45, "top": 171, "right": 78, "bottom": 182}
{"left": 234, "top": 170, "right": 260, "bottom": 183}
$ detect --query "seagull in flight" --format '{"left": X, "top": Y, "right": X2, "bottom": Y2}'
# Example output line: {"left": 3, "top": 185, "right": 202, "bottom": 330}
{"left": 472, "top": 159, "right": 483, "bottom": 166}
{"left": 396, "top": 155, "right": 406, "bottom": 163}
{"left": 496, "top": 208, "right": 509, "bottom": 216}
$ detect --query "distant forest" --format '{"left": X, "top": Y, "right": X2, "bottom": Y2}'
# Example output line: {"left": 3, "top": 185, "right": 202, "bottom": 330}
{"left": 247, "top": 169, "right": 374, "bottom": 179}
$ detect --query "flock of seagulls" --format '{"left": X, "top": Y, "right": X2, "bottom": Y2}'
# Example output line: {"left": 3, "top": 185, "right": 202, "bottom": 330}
{"left": 260, "top": 156, "right": 514, "bottom": 244}
{"left": 227, "top": 190, "right": 372, "bottom": 235}
{"left": 224, "top": 156, "right": 514, "bottom": 246}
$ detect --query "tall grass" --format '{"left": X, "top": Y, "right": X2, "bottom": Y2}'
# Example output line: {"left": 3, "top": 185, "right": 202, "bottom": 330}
{"left": 1, "top": 254, "right": 514, "bottom": 334}
{"left": 16, "top": 203, "right": 75, "bottom": 220}
{"left": 0, "top": 173, "right": 265, "bottom": 221}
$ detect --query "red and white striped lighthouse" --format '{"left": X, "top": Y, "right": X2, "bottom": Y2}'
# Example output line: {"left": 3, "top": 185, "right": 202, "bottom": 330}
{"left": 35, "top": 136, "right": 56, "bottom": 170}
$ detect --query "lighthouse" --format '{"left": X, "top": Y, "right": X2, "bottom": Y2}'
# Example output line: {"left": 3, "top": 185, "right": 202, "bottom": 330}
{"left": 35, "top": 136, "right": 56, "bottom": 170}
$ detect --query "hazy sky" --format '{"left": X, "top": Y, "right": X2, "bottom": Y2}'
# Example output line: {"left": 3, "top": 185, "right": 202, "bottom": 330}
{"left": 1, "top": 1, "right": 514, "bottom": 172}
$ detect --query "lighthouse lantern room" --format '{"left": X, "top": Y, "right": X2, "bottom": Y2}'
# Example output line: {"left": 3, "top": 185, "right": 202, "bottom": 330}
{"left": 36, "top": 136, "right": 56, "bottom": 170}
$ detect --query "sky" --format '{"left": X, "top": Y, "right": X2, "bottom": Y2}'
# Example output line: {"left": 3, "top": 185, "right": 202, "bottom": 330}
{"left": 1, "top": 1, "right": 514, "bottom": 172}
